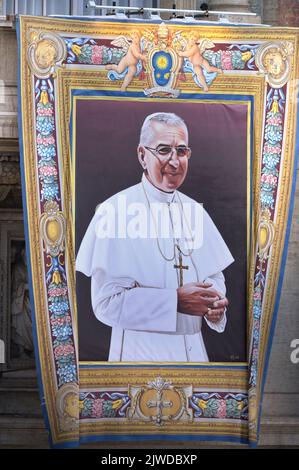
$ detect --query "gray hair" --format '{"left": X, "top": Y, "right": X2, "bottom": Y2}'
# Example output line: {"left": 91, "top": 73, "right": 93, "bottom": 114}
{"left": 139, "top": 112, "right": 188, "bottom": 145}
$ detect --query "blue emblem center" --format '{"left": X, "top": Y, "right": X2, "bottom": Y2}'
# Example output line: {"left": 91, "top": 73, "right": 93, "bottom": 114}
{"left": 152, "top": 51, "right": 172, "bottom": 87}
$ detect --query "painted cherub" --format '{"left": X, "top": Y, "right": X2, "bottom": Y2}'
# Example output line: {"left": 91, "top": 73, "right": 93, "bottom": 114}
{"left": 178, "top": 33, "right": 222, "bottom": 92}
{"left": 106, "top": 31, "right": 147, "bottom": 92}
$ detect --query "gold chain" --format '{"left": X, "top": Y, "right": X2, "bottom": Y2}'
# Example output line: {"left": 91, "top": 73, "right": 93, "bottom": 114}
{"left": 141, "top": 180, "right": 194, "bottom": 262}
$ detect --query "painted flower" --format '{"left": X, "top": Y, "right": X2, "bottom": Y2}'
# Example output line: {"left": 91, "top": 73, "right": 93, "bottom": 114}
{"left": 64, "top": 344, "right": 75, "bottom": 354}
{"left": 253, "top": 289, "right": 262, "bottom": 301}
{"left": 37, "top": 135, "right": 55, "bottom": 145}
{"left": 36, "top": 116, "right": 55, "bottom": 136}
{"left": 262, "top": 152, "right": 280, "bottom": 171}
{"left": 92, "top": 398, "right": 104, "bottom": 417}
{"left": 253, "top": 319, "right": 260, "bottom": 331}
{"left": 251, "top": 356, "right": 258, "bottom": 372}
{"left": 36, "top": 106, "right": 54, "bottom": 117}
{"left": 267, "top": 134, "right": 283, "bottom": 146}
{"left": 49, "top": 309, "right": 68, "bottom": 319}
{"left": 37, "top": 144, "right": 56, "bottom": 159}
{"left": 50, "top": 316, "right": 72, "bottom": 328}
{"left": 252, "top": 347, "right": 259, "bottom": 360}
{"left": 51, "top": 323, "right": 73, "bottom": 339}
{"left": 264, "top": 144, "right": 281, "bottom": 155}
{"left": 48, "top": 287, "right": 68, "bottom": 298}
{"left": 50, "top": 296, "right": 68, "bottom": 306}
{"left": 260, "top": 182, "right": 273, "bottom": 193}
{"left": 221, "top": 50, "right": 233, "bottom": 70}
{"left": 91, "top": 45, "right": 103, "bottom": 64}
{"left": 217, "top": 399, "right": 227, "bottom": 419}
{"left": 54, "top": 344, "right": 75, "bottom": 359}
{"left": 253, "top": 327, "right": 259, "bottom": 341}
{"left": 250, "top": 370, "right": 257, "bottom": 387}
{"left": 267, "top": 116, "right": 283, "bottom": 126}
{"left": 226, "top": 398, "right": 244, "bottom": 419}
{"left": 49, "top": 300, "right": 69, "bottom": 314}
{"left": 80, "top": 398, "right": 93, "bottom": 417}
{"left": 57, "top": 363, "right": 77, "bottom": 385}
{"left": 53, "top": 338, "right": 73, "bottom": 351}
{"left": 260, "top": 190, "right": 274, "bottom": 209}
{"left": 39, "top": 166, "right": 58, "bottom": 178}
{"left": 253, "top": 303, "right": 262, "bottom": 319}
{"left": 203, "top": 50, "right": 222, "bottom": 69}
{"left": 43, "top": 177, "right": 57, "bottom": 187}
{"left": 38, "top": 156, "right": 56, "bottom": 166}
{"left": 261, "top": 184, "right": 275, "bottom": 194}
{"left": 78, "top": 44, "right": 92, "bottom": 64}
{"left": 41, "top": 183, "right": 59, "bottom": 201}
{"left": 55, "top": 345, "right": 64, "bottom": 354}
{"left": 102, "top": 400, "right": 116, "bottom": 418}
{"left": 202, "top": 399, "right": 219, "bottom": 418}
{"left": 231, "top": 50, "right": 246, "bottom": 70}
{"left": 261, "top": 173, "right": 278, "bottom": 186}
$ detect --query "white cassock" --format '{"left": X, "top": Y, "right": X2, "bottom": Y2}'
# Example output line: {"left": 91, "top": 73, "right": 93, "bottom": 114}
{"left": 76, "top": 174, "right": 234, "bottom": 362}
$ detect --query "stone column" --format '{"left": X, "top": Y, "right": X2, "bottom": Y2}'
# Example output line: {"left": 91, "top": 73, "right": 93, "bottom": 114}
{"left": 0, "top": 24, "right": 18, "bottom": 139}
{"left": 162, "top": 0, "right": 197, "bottom": 10}
{"left": 208, "top": 0, "right": 261, "bottom": 22}
{"left": 279, "top": 0, "right": 299, "bottom": 26}
{"left": 162, "top": 0, "right": 261, "bottom": 23}
{"left": 161, "top": 1, "right": 198, "bottom": 19}
{"left": 208, "top": 0, "right": 251, "bottom": 11}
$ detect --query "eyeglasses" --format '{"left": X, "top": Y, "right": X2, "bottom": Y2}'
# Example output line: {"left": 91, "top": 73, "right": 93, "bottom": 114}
{"left": 145, "top": 145, "right": 191, "bottom": 161}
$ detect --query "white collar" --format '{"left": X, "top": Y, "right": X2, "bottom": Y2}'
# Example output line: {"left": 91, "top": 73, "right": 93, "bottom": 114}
{"left": 141, "top": 173, "right": 176, "bottom": 204}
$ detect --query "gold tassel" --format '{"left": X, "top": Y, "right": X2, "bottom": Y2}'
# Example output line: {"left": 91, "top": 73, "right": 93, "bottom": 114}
{"left": 40, "top": 90, "right": 49, "bottom": 105}
{"left": 272, "top": 99, "right": 279, "bottom": 114}
{"left": 53, "top": 271, "right": 61, "bottom": 284}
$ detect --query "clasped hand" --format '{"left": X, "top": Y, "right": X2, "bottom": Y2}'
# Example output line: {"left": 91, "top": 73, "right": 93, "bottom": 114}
{"left": 177, "top": 282, "right": 229, "bottom": 323}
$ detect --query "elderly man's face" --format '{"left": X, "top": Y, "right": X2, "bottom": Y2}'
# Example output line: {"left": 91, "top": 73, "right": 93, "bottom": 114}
{"left": 138, "top": 121, "right": 189, "bottom": 192}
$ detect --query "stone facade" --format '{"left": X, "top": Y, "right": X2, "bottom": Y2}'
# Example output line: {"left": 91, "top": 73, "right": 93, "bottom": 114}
{"left": 263, "top": 0, "right": 299, "bottom": 26}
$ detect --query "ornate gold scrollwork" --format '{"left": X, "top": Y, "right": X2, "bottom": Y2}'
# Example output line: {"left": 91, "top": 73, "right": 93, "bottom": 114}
{"left": 56, "top": 383, "right": 79, "bottom": 432}
{"left": 127, "top": 376, "right": 193, "bottom": 425}
{"left": 28, "top": 31, "right": 67, "bottom": 78}
{"left": 255, "top": 41, "right": 294, "bottom": 88}
{"left": 143, "top": 23, "right": 186, "bottom": 97}
{"left": 257, "top": 209, "right": 275, "bottom": 262}
{"left": 40, "top": 201, "right": 66, "bottom": 257}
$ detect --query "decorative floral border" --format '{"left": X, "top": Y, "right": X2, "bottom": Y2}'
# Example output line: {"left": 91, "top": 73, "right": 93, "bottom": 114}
{"left": 250, "top": 85, "right": 286, "bottom": 389}
{"left": 35, "top": 78, "right": 78, "bottom": 387}
{"left": 190, "top": 392, "right": 248, "bottom": 421}
{"left": 63, "top": 36, "right": 259, "bottom": 71}
{"left": 78, "top": 389, "right": 248, "bottom": 422}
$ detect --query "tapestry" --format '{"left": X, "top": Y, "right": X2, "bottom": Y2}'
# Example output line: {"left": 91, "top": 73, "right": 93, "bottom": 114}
{"left": 17, "top": 15, "right": 299, "bottom": 447}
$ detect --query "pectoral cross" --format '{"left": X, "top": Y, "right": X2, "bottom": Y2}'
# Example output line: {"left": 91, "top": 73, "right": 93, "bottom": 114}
{"left": 147, "top": 391, "right": 173, "bottom": 425}
{"left": 174, "top": 250, "right": 189, "bottom": 287}
{"left": 147, "top": 396, "right": 172, "bottom": 412}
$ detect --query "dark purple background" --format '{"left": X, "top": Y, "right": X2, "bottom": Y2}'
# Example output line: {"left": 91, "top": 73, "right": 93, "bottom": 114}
{"left": 75, "top": 98, "right": 248, "bottom": 362}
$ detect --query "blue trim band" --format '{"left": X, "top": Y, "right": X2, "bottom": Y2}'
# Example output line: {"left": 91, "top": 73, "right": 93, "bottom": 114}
{"left": 77, "top": 433, "right": 249, "bottom": 446}
{"left": 79, "top": 363, "right": 248, "bottom": 370}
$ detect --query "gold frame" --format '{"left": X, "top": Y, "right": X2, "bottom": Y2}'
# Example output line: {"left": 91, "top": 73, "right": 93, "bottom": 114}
{"left": 18, "top": 15, "right": 299, "bottom": 447}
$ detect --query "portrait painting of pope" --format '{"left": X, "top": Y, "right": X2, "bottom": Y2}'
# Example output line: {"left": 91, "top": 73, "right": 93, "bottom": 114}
{"left": 76, "top": 111, "right": 237, "bottom": 362}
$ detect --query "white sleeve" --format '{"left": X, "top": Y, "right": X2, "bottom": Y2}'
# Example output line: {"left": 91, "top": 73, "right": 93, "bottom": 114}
{"left": 91, "top": 270, "right": 178, "bottom": 333}
{"left": 203, "top": 271, "right": 227, "bottom": 333}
